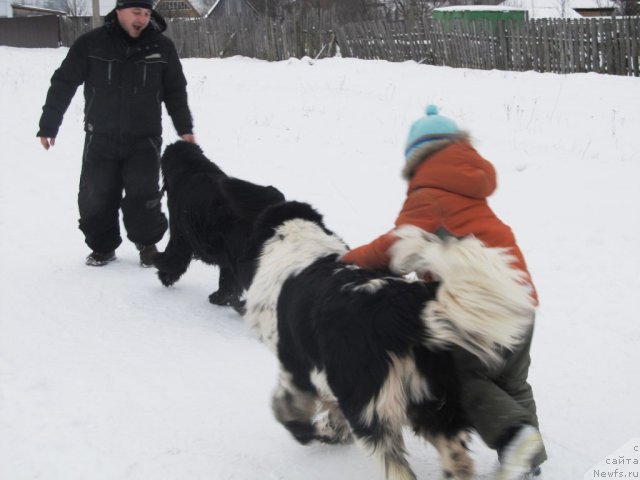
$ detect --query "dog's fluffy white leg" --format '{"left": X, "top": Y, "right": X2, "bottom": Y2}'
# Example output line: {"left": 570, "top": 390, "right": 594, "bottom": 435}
{"left": 271, "top": 371, "right": 321, "bottom": 445}
{"left": 389, "top": 225, "right": 535, "bottom": 366}
{"left": 358, "top": 432, "right": 417, "bottom": 480}
{"left": 355, "top": 354, "right": 431, "bottom": 480}
{"left": 427, "top": 431, "right": 474, "bottom": 480}
{"left": 310, "top": 369, "right": 354, "bottom": 444}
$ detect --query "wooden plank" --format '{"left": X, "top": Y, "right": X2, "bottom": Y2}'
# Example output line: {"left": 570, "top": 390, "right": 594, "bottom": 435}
{"left": 568, "top": 20, "right": 576, "bottom": 73}
{"left": 579, "top": 18, "right": 587, "bottom": 72}
{"left": 603, "top": 19, "right": 613, "bottom": 74}
{"left": 527, "top": 19, "right": 534, "bottom": 72}
{"left": 632, "top": 17, "right": 640, "bottom": 76}
{"left": 611, "top": 18, "right": 620, "bottom": 75}
{"left": 619, "top": 18, "right": 630, "bottom": 76}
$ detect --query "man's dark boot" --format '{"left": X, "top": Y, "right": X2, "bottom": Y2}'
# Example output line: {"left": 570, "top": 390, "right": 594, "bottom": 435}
{"left": 86, "top": 250, "right": 116, "bottom": 267}
{"left": 136, "top": 244, "right": 158, "bottom": 268}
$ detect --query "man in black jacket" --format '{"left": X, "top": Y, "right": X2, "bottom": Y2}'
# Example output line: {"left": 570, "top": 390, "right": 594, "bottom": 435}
{"left": 37, "top": 0, "right": 194, "bottom": 267}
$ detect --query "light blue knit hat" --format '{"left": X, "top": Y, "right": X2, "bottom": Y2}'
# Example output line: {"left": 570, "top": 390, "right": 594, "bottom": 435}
{"left": 404, "top": 105, "right": 459, "bottom": 162}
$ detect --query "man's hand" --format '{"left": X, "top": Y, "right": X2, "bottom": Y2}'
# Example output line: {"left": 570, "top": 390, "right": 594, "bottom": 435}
{"left": 180, "top": 133, "right": 196, "bottom": 144}
{"left": 39, "top": 137, "right": 56, "bottom": 150}
{"left": 40, "top": 137, "right": 56, "bottom": 150}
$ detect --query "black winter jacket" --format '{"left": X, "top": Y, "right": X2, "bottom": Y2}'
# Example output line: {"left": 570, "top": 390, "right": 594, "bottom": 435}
{"left": 37, "top": 10, "right": 192, "bottom": 139}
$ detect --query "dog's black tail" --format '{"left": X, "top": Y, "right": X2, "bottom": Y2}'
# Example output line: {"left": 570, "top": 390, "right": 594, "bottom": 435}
{"left": 389, "top": 225, "right": 536, "bottom": 366}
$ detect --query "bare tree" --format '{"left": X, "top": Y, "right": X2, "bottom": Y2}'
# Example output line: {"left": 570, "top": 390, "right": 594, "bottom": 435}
{"left": 614, "top": 0, "right": 639, "bottom": 14}
{"left": 390, "top": 0, "right": 449, "bottom": 18}
{"left": 295, "top": 0, "right": 371, "bottom": 19}
{"left": 66, "top": 0, "right": 89, "bottom": 16}
{"left": 333, "top": 0, "right": 372, "bottom": 20}
{"left": 265, "top": 0, "right": 381, "bottom": 20}
{"left": 249, "top": 0, "right": 283, "bottom": 17}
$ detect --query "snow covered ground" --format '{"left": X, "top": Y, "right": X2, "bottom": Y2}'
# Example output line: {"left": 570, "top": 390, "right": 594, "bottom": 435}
{"left": 1, "top": 46, "right": 639, "bottom": 480}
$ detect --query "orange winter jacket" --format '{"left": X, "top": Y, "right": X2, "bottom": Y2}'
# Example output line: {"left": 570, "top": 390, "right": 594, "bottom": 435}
{"left": 342, "top": 141, "right": 538, "bottom": 303}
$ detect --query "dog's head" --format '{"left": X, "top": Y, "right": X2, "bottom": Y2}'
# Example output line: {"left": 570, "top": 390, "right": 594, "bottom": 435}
{"left": 235, "top": 201, "right": 338, "bottom": 288}
{"left": 160, "top": 141, "right": 225, "bottom": 191}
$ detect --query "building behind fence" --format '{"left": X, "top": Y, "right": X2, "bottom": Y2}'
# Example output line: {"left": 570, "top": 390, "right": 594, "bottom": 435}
{"left": 2, "top": 11, "right": 639, "bottom": 76}
{"left": 0, "top": 14, "right": 59, "bottom": 47}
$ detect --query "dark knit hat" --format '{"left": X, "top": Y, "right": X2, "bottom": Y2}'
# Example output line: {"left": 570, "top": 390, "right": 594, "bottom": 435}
{"left": 116, "top": 0, "right": 153, "bottom": 9}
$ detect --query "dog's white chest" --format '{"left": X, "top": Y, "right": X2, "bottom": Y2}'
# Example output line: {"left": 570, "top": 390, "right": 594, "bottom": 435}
{"left": 244, "top": 219, "right": 348, "bottom": 353}
{"left": 245, "top": 302, "right": 279, "bottom": 353}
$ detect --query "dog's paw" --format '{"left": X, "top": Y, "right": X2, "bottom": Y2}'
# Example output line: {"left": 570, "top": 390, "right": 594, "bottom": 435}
{"left": 231, "top": 299, "right": 247, "bottom": 315}
{"left": 157, "top": 270, "right": 180, "bottom": 287}
{"left": 209, "top": 290, "right": 241, "bottom": 307}
{"left": 439, "top": 432, "right": 474, "bottom": 480}
{"left": 313, "top": 410, "right": 354, "bottom": 445}
{"left": 283, "top": 421, "right": 318, "bottom": 446}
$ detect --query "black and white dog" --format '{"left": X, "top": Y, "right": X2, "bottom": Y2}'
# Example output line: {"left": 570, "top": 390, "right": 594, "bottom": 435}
{"left": 237, "top": 201, "right": 536, "bottom": 480}
{"left": 153, "top": 141, "right": 285, "bottom": 310}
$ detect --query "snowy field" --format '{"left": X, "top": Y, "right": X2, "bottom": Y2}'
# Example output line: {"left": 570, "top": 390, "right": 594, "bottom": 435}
{"left": 1, "top": 46, "right": 639, "bottom": 480}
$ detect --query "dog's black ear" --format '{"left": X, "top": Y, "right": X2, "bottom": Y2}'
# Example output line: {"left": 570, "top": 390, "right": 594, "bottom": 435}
{"left": 222, "top": 177, "right": 285, "bottom": 217}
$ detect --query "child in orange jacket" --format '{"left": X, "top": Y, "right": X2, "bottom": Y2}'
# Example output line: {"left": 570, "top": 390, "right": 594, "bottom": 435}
{"left": 342, "top": 105, "right": 546, "bottom": 480}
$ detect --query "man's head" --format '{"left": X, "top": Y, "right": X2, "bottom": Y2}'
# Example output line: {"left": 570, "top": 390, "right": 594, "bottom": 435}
{"left": 115, "top": 0, "right": 153, "bottom": 38}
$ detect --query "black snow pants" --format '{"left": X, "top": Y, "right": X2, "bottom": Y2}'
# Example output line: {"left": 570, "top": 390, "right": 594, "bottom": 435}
{"left": 78, "top": 133, "right": 168, "bottom": 253}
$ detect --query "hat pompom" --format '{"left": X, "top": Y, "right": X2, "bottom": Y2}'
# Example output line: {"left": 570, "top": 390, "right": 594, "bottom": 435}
{"left": 426, "top": 104, "right": 439, "bottom": 116}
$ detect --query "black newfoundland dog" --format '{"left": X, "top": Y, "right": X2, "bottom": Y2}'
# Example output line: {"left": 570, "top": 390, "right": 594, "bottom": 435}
{"left": 235, "top": 200, "right": 536, "bottom": 480}
{"left": 153, "top": 141, "right": 284, "bottom": 310}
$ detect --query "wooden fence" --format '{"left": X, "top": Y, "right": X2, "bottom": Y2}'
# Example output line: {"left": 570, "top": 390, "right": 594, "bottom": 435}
{"left": 59, "top": 16, "right": 93, "bottom": 47}
{"left": 336, "top": 16, "right": 640, "bottom": 75}
{"left": 164, "top": 10, "right": 338, "bottom": 60}
{"left": 56, "top": 12, "right": 640, "bottom": 76}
